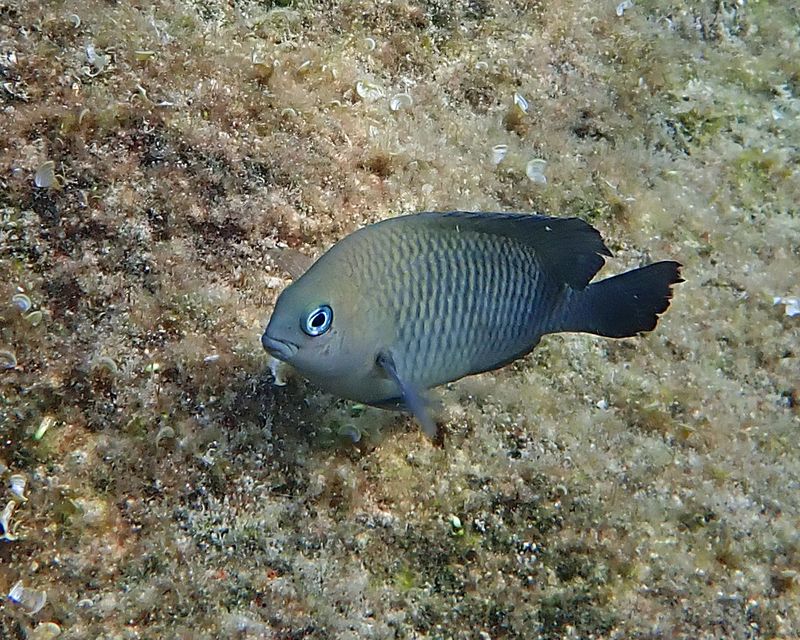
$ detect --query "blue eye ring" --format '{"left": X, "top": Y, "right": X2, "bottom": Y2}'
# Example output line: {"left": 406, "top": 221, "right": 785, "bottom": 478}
{"left": 302, "top": 305, "right": 332, "bottom": 336}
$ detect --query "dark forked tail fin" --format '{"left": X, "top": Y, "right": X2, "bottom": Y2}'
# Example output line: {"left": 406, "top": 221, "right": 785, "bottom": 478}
{"left": 563, "top": 261, "right": 683, "bottom": 338}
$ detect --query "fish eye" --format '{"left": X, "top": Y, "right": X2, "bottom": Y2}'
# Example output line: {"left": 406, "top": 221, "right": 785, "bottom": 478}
{"left": 302, "top": 305, "right": 332, "bottom": 336}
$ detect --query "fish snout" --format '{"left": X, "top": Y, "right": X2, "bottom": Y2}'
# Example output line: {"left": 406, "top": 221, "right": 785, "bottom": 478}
{"left": 261, "top": 332, "right": 298, "bottom": 362}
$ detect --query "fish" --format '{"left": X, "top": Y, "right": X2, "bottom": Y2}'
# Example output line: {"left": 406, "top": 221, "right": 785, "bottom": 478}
{"left": 261, "top": 211, "right": 682, "bottom": 437}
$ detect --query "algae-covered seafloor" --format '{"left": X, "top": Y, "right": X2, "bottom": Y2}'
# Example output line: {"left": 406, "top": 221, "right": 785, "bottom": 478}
{"left": 1, "top": 0, "right": 798, "bottom": 638}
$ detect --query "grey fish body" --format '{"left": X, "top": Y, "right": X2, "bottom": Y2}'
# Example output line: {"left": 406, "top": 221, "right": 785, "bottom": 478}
{"left": 262, "top": 212, "right": 682, "bottom": 435}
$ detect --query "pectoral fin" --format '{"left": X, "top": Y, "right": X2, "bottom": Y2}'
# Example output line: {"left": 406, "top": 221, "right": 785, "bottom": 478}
{"left": 376, "top": 351, "right": 438, "bottom": 438}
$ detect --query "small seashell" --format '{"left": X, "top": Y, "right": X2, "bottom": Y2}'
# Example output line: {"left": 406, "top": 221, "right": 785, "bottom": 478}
{"left": 773, "top": 296, "right": 800, "bottom": 317}
{"left": 0, "top": 350, "right": 17, "bottom": 370}
{"left": 8, "top": 580, "right": 47, "bottom": 615}
{"left": 67, "top": 14, "right": 81, "bottom": 28}
{"left": 34, "top": 416, "right": 55, "bottom": 441}
{"left": 526, "top": 158, "right": 548, "bottom": 184}
{"left": 25, "top": 310, "right": 43, "bottom": 326}
{"left": 296, "top": 60, "right": 312, "bottom": 75}
{"left": 491, "top": 144, "right": 508, "bottom": 165}
{"left": 203, "top": 354, "right": 220, "bottom": 364}
{"left": 155, "top": 425, "right": 175, "bottom": 446}
{"left": 94, "top": 356, "right": 118, "bottom": 375}
{"left": 390, "top": 93, "right": 412, "bottom": 111}
{"left": 11, "top": 293, "right": 31, "bottom": 312}
{"left": 355, "top": 80, "right": 384, "bottom": 102}
{"left": 474, "top": 61, "right": 489, "bottom": 71}
{"left": 0, "top": 500, "right": 17, "bottom": 541}
{"left": 338, "top": 424, "right": 362, "bottom": 443}
{"left": 30, "top": 622, "right": 62, "bottom": 640}
{"left": 134, "top": 50, "right": 156, "bottom": 61}
{"left": 364, "top": 37, "right": 376, "bottom": 52}
{"left": 85, "top": 44, "right": 109, "bottom": 73}
{"left": 513, "top": 93, "right": 529, "bottom": 112}
{"left": 9, "top": 474, "right": 27, "bottom": 501}
{"left": 616, "top": 0, "right": 634, "bottom": 16}
{"left": 34, "top": 161, "right": 56, "bottom": 189}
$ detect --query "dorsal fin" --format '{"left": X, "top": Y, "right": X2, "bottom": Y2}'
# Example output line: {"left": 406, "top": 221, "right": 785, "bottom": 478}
{"left": 389, "top": 211, "right": 612, "bottom": 290}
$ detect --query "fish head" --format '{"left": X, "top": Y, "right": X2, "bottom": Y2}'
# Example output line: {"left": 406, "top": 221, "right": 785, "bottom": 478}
{"left": 261, "top": 269, "right": 389, "bottom": 387}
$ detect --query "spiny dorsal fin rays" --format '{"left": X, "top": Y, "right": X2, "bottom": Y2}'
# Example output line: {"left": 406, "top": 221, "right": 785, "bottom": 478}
{"left": 404, "top": 211, "right": 612, "bottom": 291}
{"left": 376, "top": 351, "right": 438, "bottom": 438}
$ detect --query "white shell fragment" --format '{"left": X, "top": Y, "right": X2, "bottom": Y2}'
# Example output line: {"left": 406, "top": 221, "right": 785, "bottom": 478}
{"left": 389, "top": 93, "right": 413, "bottom": 111}
{"left": 616, "top": 0, "right": 634, "bottom": 16}
{"left": 526, "top": 158, "right": 548, "bottom": 184}
{"left": 268, "top": 356, "right": 290, "bottom": 386}
{"left": 30, "top": 622, "right": 62, "bottom": 640}
{"left": 1, "top": 500, "right": 18, "bottom": 541}
{"left": 85, "top": 44, "right": 110, "bottom": 73}
{"left": 513, "top": 92, "right": 529, "bottom": 112}
{"left": 12, "top": 293, "right": 32, "bottom": 312}
{"left": 34, "top": 416, "right": 55, "bottom": 441}
{"left": 773, "top": 296, "right": 800, "bottom": 317}
{"left": 34, "top": 161, "right": 56, "bottom": 188}
{"left": 0, "top": 350, "right": 17, "bottom": 370}
{"left": 8, "top": 580, "right": 47, "bottom": 615}
{"left": 355, "top": 80, "right": 384, "bottom": 102}
{"left": 491, "top": 144, "right": 508, "bottom": 165}
{"left": 9, "top": 474, "right": 27, "bottom": 501}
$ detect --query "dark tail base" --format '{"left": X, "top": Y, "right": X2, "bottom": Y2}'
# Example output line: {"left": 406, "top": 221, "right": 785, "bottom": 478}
{"left": 566, "top": 261, "right": 683, "bottom": 338}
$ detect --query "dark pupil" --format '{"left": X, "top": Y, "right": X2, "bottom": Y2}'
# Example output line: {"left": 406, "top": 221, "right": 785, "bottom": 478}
{"left": 311, "top": 312, "right": 326, "bottom": 328}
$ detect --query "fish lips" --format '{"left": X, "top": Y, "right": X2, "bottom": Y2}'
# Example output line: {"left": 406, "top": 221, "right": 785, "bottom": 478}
{"left": 261, "top": 332, "right": 298, "bottom": 362}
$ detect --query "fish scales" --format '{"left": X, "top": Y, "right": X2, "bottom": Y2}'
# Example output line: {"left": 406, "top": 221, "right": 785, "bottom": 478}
{"left": 261, "top": 211, "right": 683, "bottom": 436}
{"left": 342, "top": 223, "right": 550, "bottom": 390}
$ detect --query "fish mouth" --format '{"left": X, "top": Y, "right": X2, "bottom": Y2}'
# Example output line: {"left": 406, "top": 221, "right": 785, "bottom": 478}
{"left": 261, "top": 333, "right": 298, "bottom": 361}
